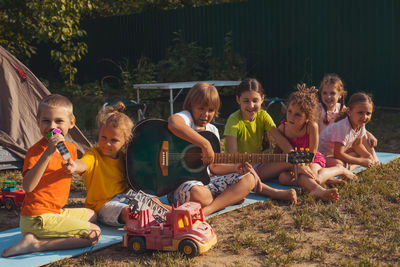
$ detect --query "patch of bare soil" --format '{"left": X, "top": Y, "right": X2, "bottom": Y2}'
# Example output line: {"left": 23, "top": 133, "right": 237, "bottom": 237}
{"left": 0, "top": 209, "right": 20, "bottom": 232}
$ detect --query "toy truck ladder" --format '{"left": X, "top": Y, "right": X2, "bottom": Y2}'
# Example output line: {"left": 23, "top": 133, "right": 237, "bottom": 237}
{"left": 128, "top": 190, "right": 169, "bottom": 223}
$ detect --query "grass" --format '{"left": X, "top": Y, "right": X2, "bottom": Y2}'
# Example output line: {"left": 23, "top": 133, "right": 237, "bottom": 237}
{"left": 1, "top": 109, "right": 400, "bottom": 266}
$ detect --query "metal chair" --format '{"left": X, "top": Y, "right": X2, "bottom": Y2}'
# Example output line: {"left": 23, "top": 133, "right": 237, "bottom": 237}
{"left": 264, "top": 97, "right": 287, "bottom": 123}
{"left": 265, "top": 97, "right": 287, "bottom": 111}
{"left": 103, "top": 100, "right": 147, "bottom": 121}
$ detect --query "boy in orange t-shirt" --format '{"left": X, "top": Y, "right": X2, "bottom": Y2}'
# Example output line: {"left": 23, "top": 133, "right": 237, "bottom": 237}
{"left": 2, "top": 94, "right": 100, "bottom": 258}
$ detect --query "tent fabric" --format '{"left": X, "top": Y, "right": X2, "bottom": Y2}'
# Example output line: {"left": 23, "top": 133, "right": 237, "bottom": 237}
{"left": 0, "top": 45, "right": 91, "bottom": 160}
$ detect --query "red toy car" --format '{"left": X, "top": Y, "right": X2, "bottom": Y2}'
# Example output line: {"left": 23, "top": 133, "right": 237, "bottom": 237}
{"left": 122, "top": 201, "right": 217, "bottom": 258}
{"left": 0, "top": 180, "right": 25, "bottom": 211}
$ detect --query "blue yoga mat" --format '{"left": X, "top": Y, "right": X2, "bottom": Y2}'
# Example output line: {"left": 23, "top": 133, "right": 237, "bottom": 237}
{"left": 0, "top": 226, "right": 124, "bottom": 267}
{"left": 1, "top": 152, "right": 398, "bottom": 267}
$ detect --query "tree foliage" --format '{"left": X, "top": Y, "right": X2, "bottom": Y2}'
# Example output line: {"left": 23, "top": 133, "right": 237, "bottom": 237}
{"left": 0, "top": 0, "right": 242, "bottom": 84}
{"left": 87, "top": 0, "right": 241, "bottom": 18}
{"left": 0, "top": 0, "right": 93, "bottom": 85}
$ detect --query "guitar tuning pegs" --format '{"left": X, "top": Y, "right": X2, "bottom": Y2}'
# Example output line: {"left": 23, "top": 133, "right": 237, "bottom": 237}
{"left": 300, "top": 147, "right": 304, "bottom": 151}
{"left": 295, "top": 147, "right": 298, "bottom": 151}
{"left": 305, "top": 148, "right": 310, "bottom": 151}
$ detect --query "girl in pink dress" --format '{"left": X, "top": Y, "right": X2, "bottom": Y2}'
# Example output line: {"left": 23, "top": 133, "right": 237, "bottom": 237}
{"left": 277, "top": 85, "right": 357, "bottom": 201}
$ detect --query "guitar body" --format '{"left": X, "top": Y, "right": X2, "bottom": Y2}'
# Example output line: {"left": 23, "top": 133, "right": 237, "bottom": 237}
{"left": 126, "top": 119, "right": 221, "bottom": 196}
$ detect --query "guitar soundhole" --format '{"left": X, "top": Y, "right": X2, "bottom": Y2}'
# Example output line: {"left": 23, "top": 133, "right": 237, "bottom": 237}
{"left": 183, "top": 147, "right": 203, "bottom": 169}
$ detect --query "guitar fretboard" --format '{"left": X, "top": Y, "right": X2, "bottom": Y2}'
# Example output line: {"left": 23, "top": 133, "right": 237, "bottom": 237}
{"left": 214, "top": 153, "right": 288, "bottom": 164}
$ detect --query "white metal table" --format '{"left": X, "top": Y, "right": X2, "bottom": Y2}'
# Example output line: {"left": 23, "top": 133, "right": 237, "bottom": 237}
{"left": 133, "top": 80, "right": 241, "bottom": 116}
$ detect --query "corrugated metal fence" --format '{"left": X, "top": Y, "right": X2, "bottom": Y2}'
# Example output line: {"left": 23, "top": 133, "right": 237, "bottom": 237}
{"left": 81, "top": 0, "right": 400, "bottom": 107}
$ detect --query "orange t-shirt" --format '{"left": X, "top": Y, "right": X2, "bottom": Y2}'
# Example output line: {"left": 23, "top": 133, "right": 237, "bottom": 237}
{"left": 20, "top": 137, "right": 78, "bottom": 216}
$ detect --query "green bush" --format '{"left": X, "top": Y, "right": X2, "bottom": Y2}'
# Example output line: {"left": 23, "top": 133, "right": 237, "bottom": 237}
{"left": 53, "top": 30, "right": 247, "bottom": 129}
{"left": 98, "top": 30, "right": 246, "bottom": 100}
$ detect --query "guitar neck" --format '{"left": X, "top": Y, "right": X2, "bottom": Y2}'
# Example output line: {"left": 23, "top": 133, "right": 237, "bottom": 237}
{"left": 214, "top": 153, "right": 288, "bottom": 164}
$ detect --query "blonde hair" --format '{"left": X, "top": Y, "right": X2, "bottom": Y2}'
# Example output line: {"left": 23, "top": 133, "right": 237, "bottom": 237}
{"left": 37, "top": 94, "right": 74, "bottom": 120}
{"left": 183, "top": 82, "right": 220, "bottom": 117}
{"left": 96, "top": 101, "right": 135, "bottom": 145}
{"left": 319, "top": 73, "right": 347, "bottom": 124}
{"left": 287, "top": 83, "right": 320, "bottom": 123}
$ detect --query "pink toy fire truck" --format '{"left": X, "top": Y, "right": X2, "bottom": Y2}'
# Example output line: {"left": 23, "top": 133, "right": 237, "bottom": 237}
{"left": 122, "top": 201, "right": 217, "bottom": 258}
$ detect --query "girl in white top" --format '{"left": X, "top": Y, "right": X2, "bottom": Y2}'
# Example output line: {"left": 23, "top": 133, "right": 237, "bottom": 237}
{"left": 319, "top": 92, "right": 379, "bottom": 170}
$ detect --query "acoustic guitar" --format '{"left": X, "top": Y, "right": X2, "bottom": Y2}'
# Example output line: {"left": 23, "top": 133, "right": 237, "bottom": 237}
{"left": 126, "top": 119, "right": 314, "bottom": 196}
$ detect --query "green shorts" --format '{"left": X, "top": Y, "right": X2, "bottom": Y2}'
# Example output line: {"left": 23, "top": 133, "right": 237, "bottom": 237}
{"left": 20, "top": 208, "right": 91, "bottom": 239}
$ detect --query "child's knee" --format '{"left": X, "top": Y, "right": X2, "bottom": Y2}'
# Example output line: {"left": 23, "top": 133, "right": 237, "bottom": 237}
{"left": 326, "top": 157, "right": 344, "bottom": 168}
{"left": 241, "top": 173, "right": 258, "bottom": 192}
{"left": 87, "top": 209, "right": 97, "bottom": 223}
{"left": 87, "top": 224, "right": 101, "bottom": 245}
{"left": 189, "top": 186, "right": 213, "bottom": 206}
{"left": 119, "top": 206, "right": 130, "bottom": 224}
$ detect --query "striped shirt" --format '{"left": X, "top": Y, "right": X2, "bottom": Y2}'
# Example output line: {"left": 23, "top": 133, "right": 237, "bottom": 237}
{"left": 318, "top": 103, "right": 342, "bottom": 133}
{"left": 319, "top": 116, "right": 366, "bottom": 157}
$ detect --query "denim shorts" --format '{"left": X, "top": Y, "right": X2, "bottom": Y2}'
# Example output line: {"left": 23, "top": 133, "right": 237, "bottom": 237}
{"left": 97, "top": 189, "right": 148, "bottom": 227}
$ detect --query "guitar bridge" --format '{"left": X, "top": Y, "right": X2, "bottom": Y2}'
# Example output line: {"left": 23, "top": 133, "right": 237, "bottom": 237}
{"left": 159, "top": 141, "right": 169, "bottom": 176}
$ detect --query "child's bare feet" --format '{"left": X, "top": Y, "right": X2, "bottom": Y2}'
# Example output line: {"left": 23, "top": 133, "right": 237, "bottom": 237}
{"left": 326, "top": 178, "right": 347, "bottom": 185}
{"left": 310, "top": 187, "right": 339, "bottom": 202}
{"left": 277, "top": 189, "right": 297, "bottom": 204}
{"left": 2, "top": 233, "right": 39, "bottom": 257}
{"left": 340, "top": 167, "right": 358, "bottom": 180}
{"left": 260, "top": 187, "right": 298, "bottom": 204}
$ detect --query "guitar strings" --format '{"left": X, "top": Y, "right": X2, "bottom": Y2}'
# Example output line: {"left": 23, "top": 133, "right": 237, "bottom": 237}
{"left": 164, "top": 153, "right": 310, "bottom": 163}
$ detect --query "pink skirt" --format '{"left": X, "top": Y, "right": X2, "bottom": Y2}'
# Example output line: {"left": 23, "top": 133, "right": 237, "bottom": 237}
{"left": 313, "top": 151, "right": 326, "bottom": 168}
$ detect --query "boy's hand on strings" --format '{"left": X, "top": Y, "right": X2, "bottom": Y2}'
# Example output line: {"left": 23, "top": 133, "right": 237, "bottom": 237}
{"left": 201, "top": 143, "right": 215, "bottom": 164}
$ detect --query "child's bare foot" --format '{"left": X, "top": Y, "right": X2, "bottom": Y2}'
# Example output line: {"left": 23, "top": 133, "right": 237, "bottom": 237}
{"left": 277, "top": 189, "right": 297, "bottom": 204}
{"left": 310, "top": 187, "right": 339, "bottom": 202}
{"left": 1, "top": 233, "right": 39, "bottom": 257}
{"left": 288, "top": 189, "right": 297, "bottom": 204}
{"left": 326, "top": 178, "right": 347, "bottom": 185}
{"left": 340, "top": 167, "right": 358, "bottom": 180}
{"left": 251, "top": 171, "right": 263, "bottom": 194}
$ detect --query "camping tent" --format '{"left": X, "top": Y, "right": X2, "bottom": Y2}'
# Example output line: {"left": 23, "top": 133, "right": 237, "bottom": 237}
{"left": 0, "top": 46, "right": 91, "bottom": 170}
